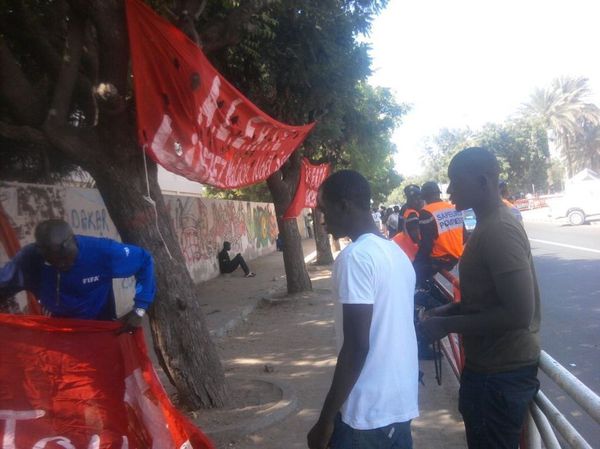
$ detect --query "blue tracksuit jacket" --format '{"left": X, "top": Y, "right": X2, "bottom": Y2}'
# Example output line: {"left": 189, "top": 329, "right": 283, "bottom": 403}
{"left": 0, "top": 235, "right": 156, "bottom": 319}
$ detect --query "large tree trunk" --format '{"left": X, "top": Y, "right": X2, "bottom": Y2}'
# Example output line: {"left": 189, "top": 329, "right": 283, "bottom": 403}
{"left": 89, "top": 149, "right": 227, "bottom": 409}
{"left": 267, "top": 153, "right": 312, "bottom": 293}
{"left": 312, "top": 207, "right": 333, "bottom": 265}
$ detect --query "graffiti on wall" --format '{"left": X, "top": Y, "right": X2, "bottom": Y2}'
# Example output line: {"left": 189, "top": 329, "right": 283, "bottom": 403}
{"left": 0, "top": 183, "right": 278, "bottom": 285}
{"left": 1, "top": 185, "right": 66, "bottom": 241}
{"left": 165, "top": 195, "right": 277, "bottom": 281}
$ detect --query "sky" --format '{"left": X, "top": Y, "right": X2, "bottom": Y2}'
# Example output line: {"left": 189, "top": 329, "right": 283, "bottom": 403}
{"left": 368, "top": 0, "right": 600, "bottom": 177}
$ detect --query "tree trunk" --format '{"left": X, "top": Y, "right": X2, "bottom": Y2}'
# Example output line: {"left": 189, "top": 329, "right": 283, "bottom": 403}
{"left": 312, "top": 207, "right": 333, "bottom": 265}
{"left": 331, "top": 237, "right": 341, "bottom": 252}
{"left": 90, "top": 151, "right": 227, "bottom": 409}
{"left": 267, "top": 155, "right": 312, "bottom": 294}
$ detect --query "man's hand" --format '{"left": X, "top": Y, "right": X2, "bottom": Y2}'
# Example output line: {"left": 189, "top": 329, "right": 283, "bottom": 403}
{"left": 423, "top": 302, "right": 460, "bottom": 319}
{"left": 307, "top": 417, "right": 334, "bottom": 449}
{"left": 117, "top": 310, "right": 143, "bottom": 335}
{"left": 419, "top": 316, "right": 449, "bottom": 342}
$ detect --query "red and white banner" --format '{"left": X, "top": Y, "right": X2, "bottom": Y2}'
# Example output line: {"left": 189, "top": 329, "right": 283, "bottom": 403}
{"left": 0, "top": 314, "right": 214, "bottom": 449}
{"left": 283, "top": 158, "right": 330, "bottom": 219}
{"left": 125, "top": 0, "right": 315, "bottom": 189}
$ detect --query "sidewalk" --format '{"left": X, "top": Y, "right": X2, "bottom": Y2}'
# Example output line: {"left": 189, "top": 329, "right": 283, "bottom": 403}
{"left": 151, "top": 238, "right": 466, "bottom": 448}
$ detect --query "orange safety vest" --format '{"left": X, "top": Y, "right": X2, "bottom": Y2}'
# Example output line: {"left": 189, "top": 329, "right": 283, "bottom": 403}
{"left": 392, "top": 208, "right": 419, "bottom": 261}
{"left": 422, "top": 201, "right": 464, "bottom": 259}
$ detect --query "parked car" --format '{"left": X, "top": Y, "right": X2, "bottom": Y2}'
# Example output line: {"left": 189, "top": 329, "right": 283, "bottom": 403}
{"left": 548, "top": 194, "right": 600, "bottom": 225}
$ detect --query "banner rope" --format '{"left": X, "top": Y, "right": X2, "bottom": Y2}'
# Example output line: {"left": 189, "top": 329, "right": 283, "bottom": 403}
{"left": 142, "top": 145, "right": 174, "bottom": 260}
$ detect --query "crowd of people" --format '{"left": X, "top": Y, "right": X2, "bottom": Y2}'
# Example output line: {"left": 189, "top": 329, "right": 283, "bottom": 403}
{"left": 0, "top": 147, "right": 539, "bottom": 449}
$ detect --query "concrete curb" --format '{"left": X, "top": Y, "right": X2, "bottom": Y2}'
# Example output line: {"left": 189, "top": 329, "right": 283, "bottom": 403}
{"left": 209, "top": 247, "right": 320, "bottom": 338}
{"left": 201, "top": 377, "right": 299, "bottom": 440}
{"left": 209, "top": 284, "right": 282, "bottom": 339}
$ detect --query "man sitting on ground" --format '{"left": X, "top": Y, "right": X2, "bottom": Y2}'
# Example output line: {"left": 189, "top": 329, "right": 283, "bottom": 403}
{"left": 218, "top": 242, "right": 255, "bottom": 277}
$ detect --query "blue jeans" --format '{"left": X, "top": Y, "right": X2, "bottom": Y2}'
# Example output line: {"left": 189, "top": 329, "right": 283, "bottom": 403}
{"left": 330, "top": 413, "right": 413, "bottom": 449}
{"left": 459, "top": 365, "right": 539, "bottom": 449}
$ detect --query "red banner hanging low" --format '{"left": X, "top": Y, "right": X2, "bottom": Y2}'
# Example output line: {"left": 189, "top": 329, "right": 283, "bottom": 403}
{"left": 125, "top": 0, "right": 314, "bottom": 189}
{"left": 283, "top": 158, "right": 331, "bottom": 219}
{"left": 0, "top": 314, "right": 214, "bottom": 449}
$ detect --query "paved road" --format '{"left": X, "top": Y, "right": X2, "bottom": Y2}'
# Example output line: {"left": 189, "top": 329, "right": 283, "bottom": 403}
{"left": 524, "top": 221, "right": 600, "bottom": 445}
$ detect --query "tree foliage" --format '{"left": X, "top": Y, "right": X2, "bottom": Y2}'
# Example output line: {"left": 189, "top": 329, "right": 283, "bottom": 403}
{"left": 521, "top": 77, "right": 600, "bottom": 176}
{"left": 420, "top": 120, "right": 550, "bottom": 196}
{"left": 202, "top": 1, "right": 405, "bottom": 204}
{"left": 421, "top": 128, "right": 475, "bottom": 183}
{"left": 477, "top": 119, "right": 550, "bottom": 194}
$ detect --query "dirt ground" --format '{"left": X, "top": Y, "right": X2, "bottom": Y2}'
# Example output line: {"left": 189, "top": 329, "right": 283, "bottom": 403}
{"left": 195, "top": 263, "right": 338, "bottom": 448}
{"left": 183, "top": 251, "right": 466, "bottom": 449}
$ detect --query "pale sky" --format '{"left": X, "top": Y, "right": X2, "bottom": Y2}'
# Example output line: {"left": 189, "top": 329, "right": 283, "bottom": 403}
{"left": 368, "top": 0, "right": 600, "bottom": 176}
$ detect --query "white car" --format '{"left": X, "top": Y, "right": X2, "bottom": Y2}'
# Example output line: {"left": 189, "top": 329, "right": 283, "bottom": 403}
{"left": 547, "top": 188, "right": 600, "bottom": 225}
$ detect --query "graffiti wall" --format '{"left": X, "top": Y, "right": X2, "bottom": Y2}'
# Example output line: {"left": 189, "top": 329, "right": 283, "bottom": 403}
{"left": 164, "top": 195, "right": 278, "bottom": 282}
{"left": 0, "top": 182, "right": 134, "bottom": 314}
{"left": 0, "top": 182, "right": 279, "bottom": 309}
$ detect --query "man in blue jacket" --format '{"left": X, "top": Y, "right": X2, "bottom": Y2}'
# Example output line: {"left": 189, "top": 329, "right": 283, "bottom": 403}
{"left": 0, "top": 219, "right": 156, "bottom": 333}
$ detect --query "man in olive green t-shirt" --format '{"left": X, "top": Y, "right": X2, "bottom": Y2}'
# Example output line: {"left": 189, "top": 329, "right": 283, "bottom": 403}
{"left": 420, "top": 147, "right": 540, "bottom": 449}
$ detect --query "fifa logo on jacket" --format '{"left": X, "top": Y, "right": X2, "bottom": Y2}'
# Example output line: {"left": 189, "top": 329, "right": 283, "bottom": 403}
{"left": 82, "top": 275, "right": 100, "bottom": 284}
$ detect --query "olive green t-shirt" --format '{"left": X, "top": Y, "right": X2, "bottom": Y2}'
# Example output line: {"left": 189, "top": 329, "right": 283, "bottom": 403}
{"left": 459, "top": 204, "right": 541, "bottom": 372}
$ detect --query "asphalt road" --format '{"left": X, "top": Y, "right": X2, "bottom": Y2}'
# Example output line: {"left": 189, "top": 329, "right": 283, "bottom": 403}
{"left": 524, "top": 221, "right": 600, "bottom": 445}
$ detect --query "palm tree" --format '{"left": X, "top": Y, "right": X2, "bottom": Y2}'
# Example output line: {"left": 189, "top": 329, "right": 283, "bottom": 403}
{"left": 521, "top": 77, "right": 600, "bottom": 177}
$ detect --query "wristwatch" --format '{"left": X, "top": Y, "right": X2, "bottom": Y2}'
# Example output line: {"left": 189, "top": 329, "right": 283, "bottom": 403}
{"left": 134, "top": 308, "right": 146, "bottom": 317}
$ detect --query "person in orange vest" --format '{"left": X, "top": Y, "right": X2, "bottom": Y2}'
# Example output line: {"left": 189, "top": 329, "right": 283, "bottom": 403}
{"left": 414, "top": 181, "right": 464, "bottom": 287}
{"left": 499, "top": 180, "right": 523, "bottom": 223}
{"left": 392, "top": 185, "right": 422, "bottom": 261}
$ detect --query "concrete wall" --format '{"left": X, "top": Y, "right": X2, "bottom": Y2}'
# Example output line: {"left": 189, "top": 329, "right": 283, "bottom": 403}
{"left": 0, "top": 182, "right": 280, "bottom": 311}
{"left": 164, "top": 194, "right": 278, "bottom": 282}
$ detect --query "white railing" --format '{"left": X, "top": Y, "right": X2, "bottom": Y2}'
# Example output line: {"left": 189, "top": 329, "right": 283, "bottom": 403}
{"left": 433, "top": 272, "right": 600, "bottom": 449}
{"left": 524, "top": 351, "right": 599, "bottom": 449}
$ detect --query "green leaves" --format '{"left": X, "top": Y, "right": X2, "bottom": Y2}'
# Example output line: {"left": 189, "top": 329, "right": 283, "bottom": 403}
{"left": 201, "top": 0, "right": 404, "bottom": 202}
{"left": 521, "top": 77, "right": 600, "bottom": 176}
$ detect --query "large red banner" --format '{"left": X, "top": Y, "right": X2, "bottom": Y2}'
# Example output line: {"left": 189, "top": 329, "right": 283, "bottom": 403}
{"left": 283, "top": 158, "right": 331, "bottom": 219}
{"left": 0, "top": 314, "right": 214, "bottom": 449}
{"left": 126, "top": 0, "right": 315, "bottom": 189}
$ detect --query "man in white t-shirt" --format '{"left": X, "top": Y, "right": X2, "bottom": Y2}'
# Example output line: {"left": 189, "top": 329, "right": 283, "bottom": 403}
{"left": 307, "top": 170, "right": 419, "bottom": 449}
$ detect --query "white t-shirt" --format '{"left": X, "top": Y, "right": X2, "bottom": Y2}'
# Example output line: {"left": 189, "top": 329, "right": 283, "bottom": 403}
{"left": 333, "top": 233, "right": 419, "bottom": 430}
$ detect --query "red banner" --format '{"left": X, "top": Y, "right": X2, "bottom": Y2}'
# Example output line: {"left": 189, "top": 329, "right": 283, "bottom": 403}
{"left": 0, "top": 204, "right": 41, "bottom": 314}
{"left": 0, "top": 314, "right": 214, "bottom": 449}
{"left": 283, "top": 158, "right": 331, "bottom": 219}
{"left": 125, "top": 0, "right": 314, "bottom": 189}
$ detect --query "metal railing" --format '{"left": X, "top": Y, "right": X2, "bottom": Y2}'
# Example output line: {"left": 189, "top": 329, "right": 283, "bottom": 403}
{"left": 433, "top": 270, "right": 600, "bottom": 449}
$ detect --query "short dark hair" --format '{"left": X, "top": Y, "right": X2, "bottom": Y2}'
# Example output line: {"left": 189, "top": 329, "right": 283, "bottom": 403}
{"left": 450, "top": 147, "right": 500, "bottom": 180}
{"left": 34, "top": 219, "right": 72, "bottom": 244}
{"left": 421, "top": 181, "right": 441, "bottom": 198}
{"left": 320, "top": 170, "right": 371, "bottom": 211}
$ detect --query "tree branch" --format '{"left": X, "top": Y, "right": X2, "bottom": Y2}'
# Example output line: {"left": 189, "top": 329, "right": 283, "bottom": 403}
{"left": 45, "top": 12, "right": 86, "bottom": 126}
{"left": 0, "top": 41, "right": 45, "bottom": 126}
{"left": 3, "top": 2, "right": 97, "bottom": 125}
{"left": 171, "top": 0, "right": 208, "bottom": 45}
{"left": 200, "top": 1, "right": 272, "bottom": 53}
{"left": 0, "top": 121, "right": 49, "bottom": 147}
{"left": 84, "top": 0, "right": 129, "bottom": 97}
